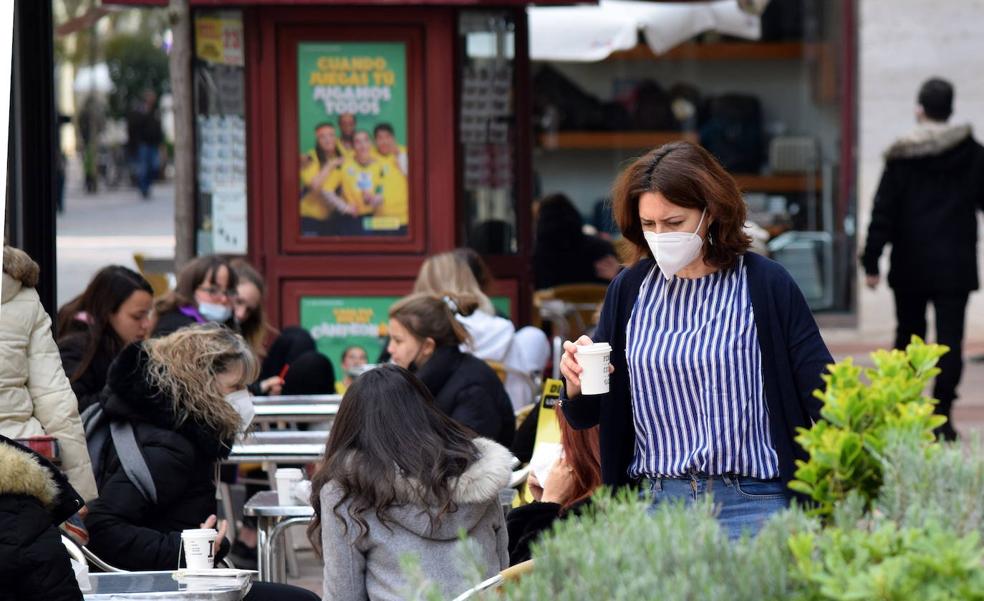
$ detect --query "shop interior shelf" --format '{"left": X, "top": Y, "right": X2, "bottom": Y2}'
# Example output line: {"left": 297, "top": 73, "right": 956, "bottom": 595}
{"left": 733, "top": 173, "right": 823, "bottom": 193}
{"left": 607, "top": 41, "right": 823, "bottom": 62}
{"left": 537, "top": 131, "right": 699, "bottom": 150}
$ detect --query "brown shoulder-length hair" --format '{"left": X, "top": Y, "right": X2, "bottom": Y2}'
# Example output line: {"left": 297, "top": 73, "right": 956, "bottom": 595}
{"left": 230, "top": 259, "right": 276, "bottom": 356}
{"left": 611, "top": 141, "right": 750, "bottom": 269}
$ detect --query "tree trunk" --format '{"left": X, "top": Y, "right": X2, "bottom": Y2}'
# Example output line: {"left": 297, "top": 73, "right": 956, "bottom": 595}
{"left": 168, "top": 0, "right": 194, "bottom": 267}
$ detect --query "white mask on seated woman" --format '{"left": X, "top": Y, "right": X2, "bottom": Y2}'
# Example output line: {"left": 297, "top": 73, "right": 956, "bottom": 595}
{"left": 224, "top": 389, "right": 255, "bottom": 433}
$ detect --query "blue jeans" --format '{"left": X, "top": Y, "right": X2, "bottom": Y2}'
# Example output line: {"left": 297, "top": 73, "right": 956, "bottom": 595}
{"left": 643, "top": 474, "right": 788, "bottom": 540}
{"left": 136, "top": 143, "right": 159, "bottom": 198}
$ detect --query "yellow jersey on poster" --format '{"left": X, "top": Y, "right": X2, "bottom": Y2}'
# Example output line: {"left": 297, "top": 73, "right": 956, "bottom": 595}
{"left": 374, "top": 153, "right": 408, "bottom": 227}
{"left": 299, "top": 149, "right": 343, "bottom": 220}
{"left": 339, "top": 158, "right": 386, "bottom": 217}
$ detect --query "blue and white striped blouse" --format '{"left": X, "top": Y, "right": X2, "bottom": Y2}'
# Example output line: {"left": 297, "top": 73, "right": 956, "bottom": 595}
{"left": 625, "top": 256, "right": 779, "bottom": 479}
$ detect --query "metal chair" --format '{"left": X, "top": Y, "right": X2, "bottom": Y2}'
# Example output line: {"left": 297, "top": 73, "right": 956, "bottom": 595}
{"left": 61, "top": 536, "right": 126, "bottom": 573}
{"left": 451, "top": 560, "right": 535, "bottom": 600}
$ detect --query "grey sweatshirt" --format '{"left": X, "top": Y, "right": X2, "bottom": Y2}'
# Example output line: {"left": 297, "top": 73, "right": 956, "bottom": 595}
{"left": 319, "top": 438, "right": 513, "bottom": 601}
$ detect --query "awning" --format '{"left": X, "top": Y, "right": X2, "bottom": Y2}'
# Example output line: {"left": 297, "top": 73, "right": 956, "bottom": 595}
{"left": 528, "top": 0, "right": 769, "bottom": 62}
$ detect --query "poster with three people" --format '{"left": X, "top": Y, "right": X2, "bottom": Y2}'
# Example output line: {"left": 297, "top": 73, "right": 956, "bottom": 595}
{"left": 297, "top": 41, "right": 409, "bottom": 237}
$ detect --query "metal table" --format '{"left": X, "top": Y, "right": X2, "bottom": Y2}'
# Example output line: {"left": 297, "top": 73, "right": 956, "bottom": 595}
{"left": 243, "top": 491, "right": 314, "bottom": 583}
{"left": 85, "top": 571, "right": 249, "bottom": 600}
{"left": 251, "top": 395, "right": 341, "bottom": 426}
{"left": 227, "top": 431, "right": 327, "bottom": 463}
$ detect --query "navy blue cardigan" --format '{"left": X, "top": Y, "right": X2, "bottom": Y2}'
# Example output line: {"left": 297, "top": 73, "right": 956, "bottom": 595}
{"left": 562, "top": 253, "right": 833, "bottom": 492}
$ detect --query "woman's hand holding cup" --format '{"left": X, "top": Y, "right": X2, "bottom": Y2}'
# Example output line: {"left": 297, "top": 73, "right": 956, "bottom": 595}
{"left": 561, "top": 336, "right": 614, "bottom": 399}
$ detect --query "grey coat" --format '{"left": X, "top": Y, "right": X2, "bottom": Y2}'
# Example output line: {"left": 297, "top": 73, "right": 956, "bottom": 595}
{"left": 319, "top": 438, "right": 512, "bottom": 601}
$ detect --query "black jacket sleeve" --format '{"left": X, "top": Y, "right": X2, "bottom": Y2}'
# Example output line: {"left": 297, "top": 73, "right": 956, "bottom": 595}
{"left": 506, "top": 501, "right": 563, "bottom": 565}
{"left": 84, "top": 440, "right": 195, "bottom": 570}
{"left": 861, "top": 164, "right": 899, "bottom": 276}
{"left": 1, "top": 501, "right": 84, "bottom": 601}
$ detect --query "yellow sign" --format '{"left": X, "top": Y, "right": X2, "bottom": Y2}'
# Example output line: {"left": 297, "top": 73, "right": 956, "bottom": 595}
{"left": 195, "top": 17, "right": 244, "bottom": 66}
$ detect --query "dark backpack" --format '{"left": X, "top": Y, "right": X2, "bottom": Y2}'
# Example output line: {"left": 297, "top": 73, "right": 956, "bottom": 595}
{"left": 81, "top": 400, "right": 158, "bottom": 504}
{"left": 699, "top": 94, "right": 765, "bottom": 173}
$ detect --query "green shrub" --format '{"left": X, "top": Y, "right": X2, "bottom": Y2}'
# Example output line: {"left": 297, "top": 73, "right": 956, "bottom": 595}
{"left": 789, "top": 337, "right": 948, "bottom": 517}
{"left": 494, "top": 490, "right": 808, "bottom": 601}
{"left": 788, "top": 518, "right": 984, "bottom": 601}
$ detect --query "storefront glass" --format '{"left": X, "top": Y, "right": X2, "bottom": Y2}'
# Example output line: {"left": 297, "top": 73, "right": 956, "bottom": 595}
{"left": 458, "top": 11, "right": 519, "bottom": 255}
{"left": 530, "top": 1, "right": 854, "bottom": 312}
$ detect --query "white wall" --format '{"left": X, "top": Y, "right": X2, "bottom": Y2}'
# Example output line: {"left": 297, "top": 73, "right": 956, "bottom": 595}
{"left": 852, "top": 0, "right": 984, "bottom": 344}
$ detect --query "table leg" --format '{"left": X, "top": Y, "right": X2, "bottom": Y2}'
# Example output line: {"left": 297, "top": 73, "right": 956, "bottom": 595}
{"left": 256, "top": 516, "right": 274, "bottom": 582}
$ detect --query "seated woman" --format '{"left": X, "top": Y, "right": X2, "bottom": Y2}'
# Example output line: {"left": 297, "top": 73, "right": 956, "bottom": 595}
{"left": 57, "top": 265, "right": 154, "bottom": 413}
{"left": 533, "top": 192, "right": 620, "bottom": 290}
{"left": 506, "top": 410, "right": 601, "bottom": 565}
{"left": 414, "top": 251, "right": 549, "bottom": 410}
{"left": 0, "top": 434, "right": 86, "bottom": 601}
{"left": 388, "top": 293, "right": 515, "bottom": 446}
{"left": 309, "top": 364, "right": 512, "bottom": 601}
{"left": 83, "top": 324, "right": 315, "bottom": 601}
{"left": 153, "top": 255, "right": 239, "bottom": 336}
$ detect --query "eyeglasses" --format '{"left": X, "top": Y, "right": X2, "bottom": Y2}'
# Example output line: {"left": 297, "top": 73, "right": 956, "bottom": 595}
{"left": 197, "top": 285, "right": 238, "bottom": 300}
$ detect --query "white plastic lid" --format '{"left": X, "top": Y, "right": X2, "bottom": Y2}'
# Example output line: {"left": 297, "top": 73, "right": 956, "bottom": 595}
{"left": 275, "top": 468, "right": 304, "bottom": 478}
{"left": 181, "top": 528, "right": 217, "bottom": 539}
{"left": 575, "top": 343, "right": 612, "bottom": 355}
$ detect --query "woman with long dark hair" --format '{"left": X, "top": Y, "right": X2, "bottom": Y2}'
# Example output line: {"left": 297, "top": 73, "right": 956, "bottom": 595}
{"left": 57, "top": 265, "right": 154, "bottom": 413}
{"left": 309, "top": 364, "right": 512, "bottom": 601}
{"left": 153, "top": 255, "right": 239, "bottom": 336}
{"left": 506, "top": 409, "right": 601, "bottom": 564}
{"left": 388, "top": 292, "right": 515, "bottom": 446}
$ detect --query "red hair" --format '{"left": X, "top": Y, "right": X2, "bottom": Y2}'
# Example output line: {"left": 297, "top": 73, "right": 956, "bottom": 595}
{"left": 557, "top": 409, "right": 601, "bottom": 512}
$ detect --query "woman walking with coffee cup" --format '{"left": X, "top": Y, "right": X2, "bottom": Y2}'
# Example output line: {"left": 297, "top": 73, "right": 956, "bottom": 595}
{"left": 559, "top": 141, "right": 832, "bottom": 538}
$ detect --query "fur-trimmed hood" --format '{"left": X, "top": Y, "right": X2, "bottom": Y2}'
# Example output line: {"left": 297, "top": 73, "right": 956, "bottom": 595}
{"left": 101, "top": 343, "right": 236, "bottom": 460}
{"left": 333, "top": 437, "right": 513, "bottom": 541}
{"left": 2, "top": 246, "right": 40, "bottom": 303}
{"left": 0, "top": 442, "right": 60, "bottom": 507}
{"left": 884, "top": 122, "right": 973, "bottom": 160}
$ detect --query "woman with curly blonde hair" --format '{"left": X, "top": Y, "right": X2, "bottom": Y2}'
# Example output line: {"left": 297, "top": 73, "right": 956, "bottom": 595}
{"left": 83, "top": 323, "right": 255, "bottom": 570}
{"left": 83, "top": 324, "right": 320, "bottom": 599}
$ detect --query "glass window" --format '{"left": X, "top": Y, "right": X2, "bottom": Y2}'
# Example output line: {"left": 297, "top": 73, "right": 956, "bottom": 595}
{"left": 530, "top": 2, "right": 853, "bottom": 311}
{"left": 192, "top": 9, "right": 248, "bottom": 256}
{"left": 458, "top": 11, "right": 518, "bottom": 255}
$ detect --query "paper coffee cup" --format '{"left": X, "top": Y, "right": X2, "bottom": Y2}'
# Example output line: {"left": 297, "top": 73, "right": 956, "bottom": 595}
{"left": 181, "top": 528, "right": 218, "bottom": 570}
{"left": 576, "top": 342, "right": 612, "bottom": 395}
{"left": 275, "top": 468, "right": 304, "bottom": 505}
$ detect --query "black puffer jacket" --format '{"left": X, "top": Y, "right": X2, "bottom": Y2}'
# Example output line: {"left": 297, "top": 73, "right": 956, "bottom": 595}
{"left": 57, "top": 331, "right": 117, "bottom": 413}
{"left": 0, "top": 435, "right": 85, "bottom": 601}
{"left": 862, "top": 124, "right": 984, "bottom": 293}
{"left": 416, "top": 346, "right": 515, "bottom": 446}
{"left": 83, "top": 343, "right": 233, "bottom": 570}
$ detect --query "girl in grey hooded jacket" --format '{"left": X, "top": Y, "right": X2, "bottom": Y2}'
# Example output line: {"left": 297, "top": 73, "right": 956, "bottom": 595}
{"left": 309, "top": 365, "right": 512, "bottom": 601}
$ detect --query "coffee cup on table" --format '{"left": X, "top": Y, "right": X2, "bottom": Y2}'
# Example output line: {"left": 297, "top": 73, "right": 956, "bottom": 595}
{"left": 275, "top": 468, "right": 304, "bottom": 505}
{"left": 575, "top": 342, "right": 612, "bottom": 395}
{"left": 181, "top": 528, "right": 218, "bottom": 570}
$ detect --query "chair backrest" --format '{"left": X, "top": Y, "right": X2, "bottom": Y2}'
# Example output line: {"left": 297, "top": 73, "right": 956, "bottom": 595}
{"left": 451, "top": 560, "right": 535, "bottom": 600}
{"left": 133, "top": 252, "right": 173, "bottom": 298}
{"left": 533, "top": 283, "right": 607, "bottom": 339}
{"left": 485, "top": 360, "right": 508, "bottom": 384}
{"left": 62, "top": 535, "right": 127, "bottom": 573}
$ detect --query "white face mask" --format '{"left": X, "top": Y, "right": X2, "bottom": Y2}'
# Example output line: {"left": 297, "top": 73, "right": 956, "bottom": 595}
{"left": 224, "top": 389, "right": 255, "bottom": 434}
{"left": 198, "top": 302, "right": 232, "bottom": 323}
{"left": 643, "top": 209, "right": 707, "bottom": 281}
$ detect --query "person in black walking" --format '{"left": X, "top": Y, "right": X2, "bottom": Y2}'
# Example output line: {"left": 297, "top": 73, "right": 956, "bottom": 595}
{"left": 126, "top": 89, "right": 164, "bottom": 199}
{"left": 861, "top": 77, "right": 984, "bottom": 440}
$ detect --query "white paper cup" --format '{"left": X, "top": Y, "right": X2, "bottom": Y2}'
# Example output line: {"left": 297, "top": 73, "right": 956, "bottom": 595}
{"left": 181, "top": 528, "right": 218, "bottom": 570}
{"left": 275, "top": 468, "right": 304, "bottom": 505}
{"left": 576, "top": 342, "right": 612, "bottom": 395}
